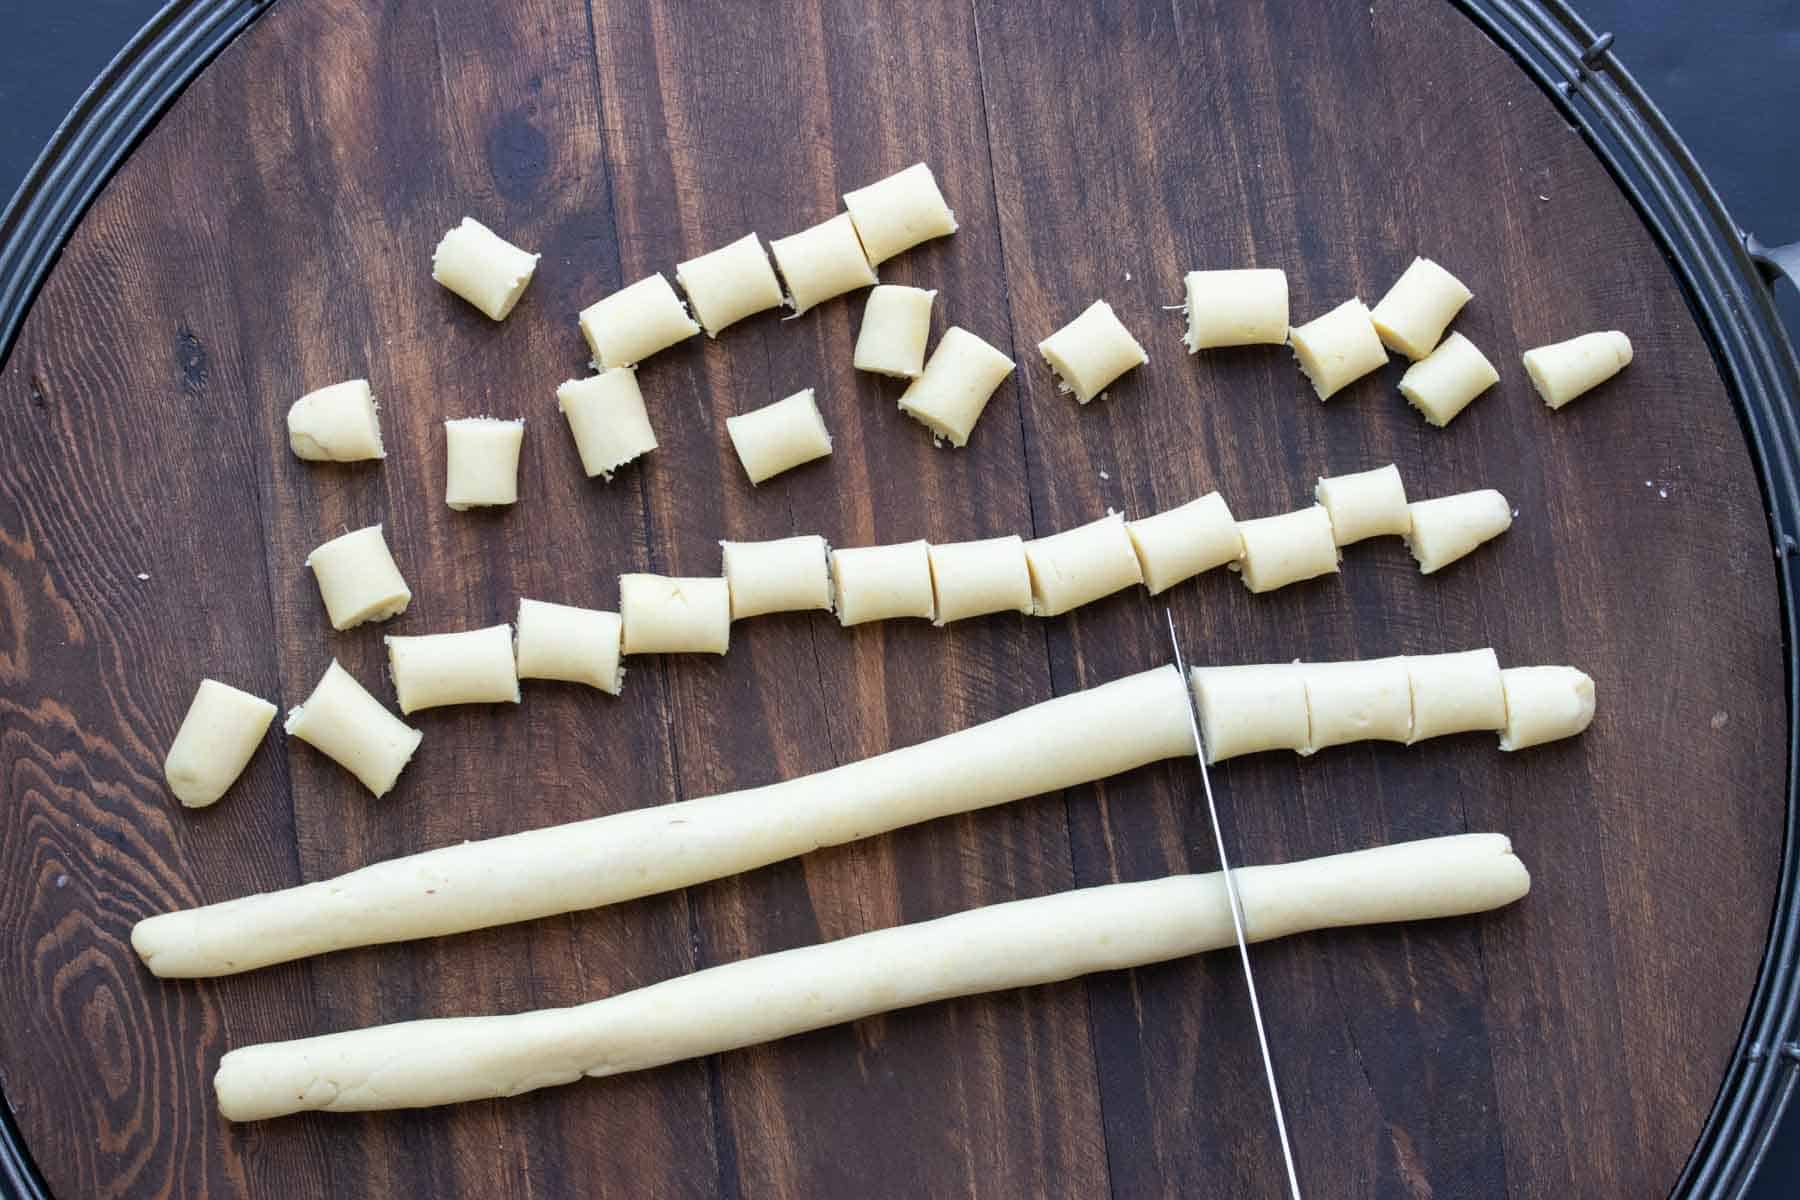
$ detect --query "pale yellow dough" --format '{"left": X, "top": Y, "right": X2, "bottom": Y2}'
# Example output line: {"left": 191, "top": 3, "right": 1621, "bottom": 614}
{"left": 853, "top": 285, "right": 936, "bottom": 379}
{"left": 1231, "top": 506, "right": 1340, "bottom": 593}
{"left": 897, "top": 326, "right": 1016, "bottom": 447}
{"left": 1369, "top": 257, "right": 1472, "bottom": 360}
{"left": 675, "top": 233, "right": 784, "bottom": 336}
{"left": 1399, "top": 332, "right": 1499, "bottom": 427}
{"left": 1024, "top": 512, "right": 1144, "bottom": 616}
{"left": 843, "top": 162, "right": 957, "bottom": 265}
{"left": 385, "top": 624, "right": 520, "bottom": 714}
{"left": 1037, "top": 299, "right": 1148, "bottom": 403}
{"left": 557, "top": 369, "right": 657, "bottom": 480}
{"left": 927, "top": 536, "right": 1033, "bottom": 624}
{"left": 1183, "top": 268, "right": 1289, "bottom": 350}
{"left": 725, "top": 389, "right": 833, "bottom": 485}
{"left": 1406, "top": 649, "right": 1506, "bottom": 743}
{"left": 1405, "top": 490, "right": 1512, "bottom": 574}
{"left": 722, "top": 536, "right": 833, "bottom": 618}
{"left": 431, "top": 217, "right": 539, "bottom": 321}
{"left": 1300, "top": 657, "right": 1413, "bottom": 752}
{"left": 1314, "top": 463, "right": 1411, "bottom": 546}
{"left": 287, "top": 379, "right": 384, "bottom": 462}
{"left": 832, "top": 540, "right": 935, "bottom": 625}
{"left": 514, "top": 599, "right": 624, "bottom": 695}
{"left": 1125, "top": 493, "right": 1244, "bottom": 594}
{"left": 1522, "top": 331, "right": 1632, "bottom": 409}
{"left": 619, "top": 574, "right": 730, "bottom": 656}
{"left": 769, "top": 213, "right": 877, "bottom": 314}
{"left": 163, "top": 679, "right": 277, "bottom": 808}
{"left": 1289, "top": 298, "right": 1388, "bottom": 400}
{"left": 1191, "top": 663, "right": 1310, "bottom": 762}
{"left": 578, "top": 273, "right": 700, "bottom": 368}
{"left": 305, "top": 525, "right": 411, "bottom": 631}
{"left": 1499, "top": 666, "right": 1597, "bottom": 750}
{"left": 283, "top": 660, "right": 422, "bottom": 798}
{"left": 443, "top": 417, "right": 524, "bottom": 510}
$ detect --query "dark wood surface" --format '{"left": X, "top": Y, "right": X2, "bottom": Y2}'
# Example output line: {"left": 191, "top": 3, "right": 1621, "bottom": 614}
{"left": 0, "top": 0, "right": 1783, "bottom": 1196}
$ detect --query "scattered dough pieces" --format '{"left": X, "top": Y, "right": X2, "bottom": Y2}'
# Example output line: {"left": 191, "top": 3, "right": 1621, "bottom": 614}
{"left": 578, "top": 273, "right": 700, "bottom": 368}
{"left": 443, "top": 418, "right": 524, "bottom": 510}
{"left": 515, "top": 599, "right": 624, "bottom": 695}
{"left": 1399, "top": 332, "right": 1499, "bottom": 427}
{"left": 431, "top": 217, "right": 539, "bottom": 321}
{"left": 898, "top": 326, "right": 1016, "bottom": 447}
{"left": 1406, "top": 489, "right": 1512, "bottom": 574}
{"left": 385, "top": 625, "right": 521, "bottom": 714}
{"left": 843, "top": 162, "right": 957, "bottom": 265}
{"left": 1289, "top": 298, "right": 1388, "bottom": 400}
{"left": 854, "top": 285, "right": 936, "bottom": 379}
{"left": 1369, "top": 257, "right": 1472, "bottom": 360}
{"left": 284, "top": 660, "right": 423, "bottom": 797}
{"left": 163, "top": 679, "right": 277, "bottom": 808}
{"left": 1315, "top": 463, "right": 1411, "bottom": 546}
{"left": 832, "top": 540, "right": 935, "bottom": 625}
{"left": 1231, "top": 506, "right": 1340, "bottom": 593}
{"left": 722, "top": 536, "right": 833, "bottom": 619}
{"left": 1498, "top": 666, "right": 1597, "bottom": 750}
{"left": 1406, "top": 649, "right": 1506, "bottom": 743}
{"left": 1300, "top": 657, "right": 1412, "bottom": 752}
{"left": 927, "top": 536, "right": 1033, "bottom": 624}
{"left": 557, "top": 369, "right": 657, "bottom": 480}
{"left": 1038, "top": 300, "right": 1148, "bottom": 404}
{"left": 675, "top": 233, "right": 784, "bottom": 336}
{"left": 1522, "top": 331, "right": 1632, "bottom": 409}
{"left": 1023, "top": 512, "right": 1143, "bottom": 616}
{"left": 305, "top": 524, "right": 411, "bottom": 631}
{"left": 1191, "top": 663, "right": 1310, "bottom": 762}
{"left": 1183, "top": 268, "right": 1289, "bottom": 350}
{"left": 769, "top": 213, "right": 878, "bottom": 314}
{"left": 619, "top": 574, "right": 731, "bottom": 655}
{"left": 287, "top": 379, "right": 384, "bottom": 462}
{"left": 1126, "top": 493, "right": 1244, "bottom": 594}
{"left": 725, "top": 389, "right": 833, "bottom": 485}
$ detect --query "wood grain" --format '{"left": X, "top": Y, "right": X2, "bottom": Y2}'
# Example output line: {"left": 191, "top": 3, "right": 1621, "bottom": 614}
{"left": 0, "top": 0, "right": 1782, "bottom": 1196}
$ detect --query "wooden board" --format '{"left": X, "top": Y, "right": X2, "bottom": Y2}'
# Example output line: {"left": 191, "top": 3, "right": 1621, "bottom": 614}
{"left": 0, "top": 0, "right": 1782, "bottom": 1195}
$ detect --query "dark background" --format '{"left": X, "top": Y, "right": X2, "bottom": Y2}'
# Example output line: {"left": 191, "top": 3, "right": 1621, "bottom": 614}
{"left": 0, "top": 0, "right": 1795, "bottom": 1194}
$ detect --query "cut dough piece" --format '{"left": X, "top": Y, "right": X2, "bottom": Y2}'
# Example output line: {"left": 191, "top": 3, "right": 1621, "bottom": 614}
{"left": 1406, "top": 490, "right": 1512, "bottom": 574}
{"left": 1231, "top": 506, "right": 1340, "bottom": 593}
{"left": 211, "top": 833, "right": 1527, "bottom": 1120}
{"left": 1399, "top": 332, "right": 1499, "bottom": 427}
{"left": 1126, "top": 493, "right": 1244, "bottom": 594}
{"left": 557, "top": 369, "right": 657, "bottom": 480}
{"left": 832, "top": 540, "right": 935, "bottom": 625}
{"left": 675, "top": 232, "right": 784, "bottom": 336}
{"left": 287, "top": 379, "right": 384, "bottom": 462}
{"left": 1522, "top": 331, "right": 1633, "bottom": 409}
{"left": 854, "top": 285, "right": 936, "bottom": 379}
{"left": 1023, "top": 512, "right": 1144, "bottom": 616}
{"left": 928, "top": 536, "right": 1033, "bottom": 624}
{"left": 1369, "top": 257, "right": 1472, "bottom": 360}
{"left": 163, "top": 679, "right": 277, "bottom": 808}
{"left": 1498, "top": 666, "right": 1597, "bottom": 750}
{"left": 578, "top": 273, "right": 700, "bottom": 368}
{"left": 1037, "top": 299, "right": 1148, "bottom": 403}
{"left": 619, "top": 574, "right": 731, "bottom": 656}
{"left": 284, "top": 660, "right": 422, "bottom": 798}
{"left": 1406, "top": 649, "right": 1506, "bottom": 743}
{"left": 431, "top": 217, "right": 539, "bottom": 321}
{"left": 443, "top": 417, "right": 524, "bottom": 510}
{"left": 515, "top": 599, "right": 624, "bottom": 695}
{"left": 385, "top": 625, "right": 521, "bottom": 714}
{"left": 843, "top": 162, "right": 958, "bottom": 265}
{"left": 897, "top": 326, "right": 1016, "bottom": 447}
{"left": 1190, "top": 663, "right": 1310, "bottom": 763}
{"left": 1314, "top": 463, "right": 1411, "bottom": 546}
{"left": 725, "top": 389, "right": 833, "bottom": 485}
{"left": 305, "top": 525, "right": 411, "bottom": 631}
{"left": 1300, "top": 657, "right": 1412, "bottom": 752}
{"left": 722, "top": 535, "right": 833, "bottom": 619}
{"left": 768, "top": 213, "right": 877, "bottom": 314}
{"left": 1183, "top": 268, "right": 1289, "bottom": 350}
{"left": 1289, "top": 299, "right": 1388, "bottom": 400}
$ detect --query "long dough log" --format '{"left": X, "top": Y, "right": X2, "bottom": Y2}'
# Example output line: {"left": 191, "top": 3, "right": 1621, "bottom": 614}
{"left": 213, "top": 833, "right": 1529, "bottom": 1121}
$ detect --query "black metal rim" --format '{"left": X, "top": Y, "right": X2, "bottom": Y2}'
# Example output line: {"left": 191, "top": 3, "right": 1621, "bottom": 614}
{"left": 0, "top": 1, "right": 1794, "bottom": 1197}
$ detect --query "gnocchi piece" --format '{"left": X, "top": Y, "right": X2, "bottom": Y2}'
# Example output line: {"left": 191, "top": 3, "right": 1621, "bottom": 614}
{"left": 385, "top": 625, "right": 521, "bottom": 714}
{"left": 842, "top": 162, "right": 958, "bottom": 265}
{"left": 853, "top": 285, "right": 937, "bottom": 379}
{"left": 431, "top": 217, "right": 539, "bottom": 321}
{"left": 1314, "top": 463, "right": 1411, "bottom": 545}
{"left": 1300, "top": 658, "right": 1413, "bottom": 752}
{"left": 1405, "top": 649, "right": 1507, "bottom": 743}
{"left": 1183, "top": 268, "right": 1289, "bottom": 350}
{"left": 619, "top": 574, "right": 731, "bottom": 655}
{"left": 897, "top": 326, "right": 1016, "bottom": 447}
{"left": 1399, "top": 332, "right": 1500, "bottom": 427}
{"left": 721, "top": 536, "right": 833, "bottom": 619}
{"left": 1522, "top": 331, "right": 1633, "bottom": 409}
{"left": 675, "top": 233, "right": 784, "bottom": 336}
{"left": 1023, "top": 512, "right": 1144, "bottom": 617}
{"left": 578, "top": 273, "right": 700, "bottom": 368}
{"left": 1037, "top": 299, "right": 1149, "bottom": 403}
{"left": 725, "top": 389, "right": 833, "bottom": 485}
{"left": 284, "top": 660, "right": 423, "bottom": 797}
{"left": 831, "top": 540, "right": 935, "bottom": 626}
{"left": 768, "top": 213, "right": 878, "bottom": 314}
{"left": 557, "top": 369, "right": 657, "bottom": 480}
{"left": 163, "top": 679, "right": 278, "bottom": 808}
{"left": 1369, "top": 257, "right": 1472, "bottom": 360}
{"left": 287, "top": 379, "right": 385, "bottom": 462}
{"left": 1498, "top": 666, "right": 1597, "bottom": 751}
{"left": 1231, "top": 506, "right": 1340, "bottom": 593}
{"left": 305, "top": 524, "right": 411, "bottom": 631}
{"left": 515, "top": 599, "right": 624, "bottom": 695}
{"left": 1405, "top": 490, "right": 1512, "bottom": 574}
{"left": 1190, "top": 663, "right": 1310, "bottom": 763}
{"left": 1126, "top": 493, "right": 1245, "bottom": 594}
{"left": 1288, "top": 298, "right": 1388, "bottom": 400}
{"left": 927, "top": 535, "right": 1033, "bottom": 624}
{"left": 443, "top": 417, "right": 525, "bottom": 510}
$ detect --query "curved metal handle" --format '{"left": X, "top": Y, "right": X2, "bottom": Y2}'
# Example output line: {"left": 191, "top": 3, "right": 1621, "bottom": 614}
{"left": 1745, "top": 233, "right": 1800, "bottom": 292}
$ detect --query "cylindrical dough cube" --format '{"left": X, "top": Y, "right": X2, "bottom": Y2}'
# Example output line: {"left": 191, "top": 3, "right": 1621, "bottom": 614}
{"left": 1038, "top": 300, "right": 1149, "bottom": 404}
{"left": 558, "top": 369, "right": 657, "bottom": 480}
{"left": 842, "top": 162, "right": 958, "bottom": 266}
{"left": 163, "top": 679, "right": 277, "bottom": 808}
{"left": 1190, "top": 664, "right": 1310, "bottom": 763}
{"left": 385, "top": 624, "right": 521, "bottom": 714}
{"left": 1300, "top": 658, "right": 1412, "bottom": 752}
{"left": 768, "top": 213, "right": 878, "bottom": 314}
{"left": 431, "top": 217, "right": 540, "bottom": 321}
{"left": 306, "top": 524, "right": 411, "bottom": 631}
{"left": 1231, "top": 506, "right": 1340, "bottom": 593}
{"left": 444, "top": 417, "right": 525, "bottom": 510}
{"left": 675, "top": 233, "right": 784, "bottom": 336}
{"left": 722, "top": 535, "right": 833, "bottom": 619}
{"left": 853, "top": 285, "right": 936, "bottom": 379}
{"left": 1289, "top": 299, "right": 1388, "bottom": 401}
{"left": 1126, "top": 493, "right": 1245, "bottom": 594}
{"left": 831, "top": 541, "right": 934, "bottom": 626}
{"left": 515, "top": 599, "right": 624, "bottom": 695}
{"left": 1405, "top": 490, "right": 1512, "bottom": 574}
{"left": 619, "top": 574, "right": 730, "bottom": 655}
{"left": 578, "top": 273, "right": 700, "bottom": 368}
{"left": 1369, "top": 257, "right": 1472, "bottom": 360}
{"left": 1399, "top": 332, "right": 1499, "bottom": 427}
{"left": 927, "top": 536, "right": 1033, "bottom": 624}
{"left": 1183, "top": 268, "right": 1288, "bottom": 350}
{"left": 1023, "top": 512, "right": 1144, "bottom": 617}
{"left": 897, "top": 326, "right": 1016, "bottom": 447}
{"left": 725, "top": 389, "right": 833, "bottom": 485}
{"left": 1498, "top": 666, "right": 1597, "bottom": 751}
{"left": 1314, "top": 463, "right": 1411, "bottom": 545}
{"left": 1522, "top": 331, "right": 1632, "bottom": 409}
{"left": 287, "top": 379, "right": 384, "bottom": 462}
{"left": 1406, "top": 649, "right": 1506, "bottom": 743}
{"left": 284, "top": 660, "right": 423, "bottom": 798}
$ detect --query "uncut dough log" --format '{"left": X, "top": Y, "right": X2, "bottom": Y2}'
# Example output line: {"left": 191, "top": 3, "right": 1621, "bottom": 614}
{"left": 557, "top": 369, "right": 657, "bottom": 480}
{"left": 725, "top": 389, "right": 833, "bottom": 485}
{"left": 619, "top": 574, "right": 731, "bottom": 655}
{"left": 853, "top": 285, "right": 936, "bottom": 379}
{"left": 1183, "top": 267, "right": 1288, "bottom": 350}
{"left": 1369, "top": 257, "right": 1472, "bottom": 360}
{"left": 163, "top": 679, "right": 277, "bottom": 808}
{"left": 212, "top": 833, "right": 1529, "bottom": 1120}
{"left": 1191, "top": 663, "right": 1310, "bottom": 762}
{"left": 1499, "top": 666, "right": 1598, "bottom": 750}
{"left": 1314, "top": 463, "right": 1411, "bottom": 545}
{"left": 443, "top": 417, "right": 524, "bottom": 510}
{"left": 305, "top": 524, "right": 411, "bottom": 630}
{"left": 1399, "top": 332, "right": 1500, "bottom": 427}
{"left": 286, "top": 379, "right": 385, "bottom": 462}
{"left": 928, "top": 535, "right": 1033, "bottom": 624}
{"left": 1407, "top": 649, "right": 1506, "bottom": 743}
{"left": 1126, "top": 493, "right": 1244, "bottom": 594}
{"left": 431, "top": 217, "right": 539, "bottom": 321}
{"left": 385, "top": 625, "right": 520, "bottom": 714}
{"left": 578, "top": 273, "right": 700, "bottom": 368}
{"left": 283, "top": 660, "right": 422, "bottom": 798}
{"left": 722, "top": 535, "right": 833, "bottom": 618}
{"left": 515, "top": 599, "right": 623, "bottom": 695}
{"left": 843, "top": 162, "right": 958, "bottom": 265}
{"left": 898, "top": 326, "right": 1016, "bottom": 447}
{"left": 1406, "top": 489, "right": 1513, "bottom": 574}
{"left": 1024, "top": 512, "right": 1144, "bottom": 616}
{"left": 1300, "top": 657, "right": 1412, "bottom": 751}
{"left": 132, "top": 666, "right": 1195, "bottom": 978}
{"left": 1231, "top": 506, "right": 1340, "bottom": 593}
{"left": 769, "top": 213, "right": 878, "bottom": 314}
{"left": 675, "top": 232, "right": 783, "bottom": 336}
{"left": 1522, "top": 330, "right": 1633, "bottom": 409}
{"left": 832, "top": 540, "right": 935, "bottom": 625}
{"left": 1289, "top": 298, "right": 1388, "bottom": 400}
{"left": 1037, "top": 299, "right": 1148, "bottom": 403}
